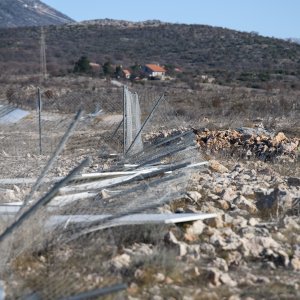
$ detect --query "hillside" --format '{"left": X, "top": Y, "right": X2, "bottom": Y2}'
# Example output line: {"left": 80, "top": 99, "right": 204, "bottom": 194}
{"left": 0, "top": 20, "right": 299, "bottom": 299}
{"left": 0, "top": 0, "right": 74, "bottom": 28}
{"left": 0, "top": 20, "right": 300, "bottom": 89}
{"left": 288, "top": 38, "right": 300, "bottom": 45}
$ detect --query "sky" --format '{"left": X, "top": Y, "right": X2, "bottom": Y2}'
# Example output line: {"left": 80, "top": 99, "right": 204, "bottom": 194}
{"left": 43, "top": 0, "right": 300, "bottom": 39}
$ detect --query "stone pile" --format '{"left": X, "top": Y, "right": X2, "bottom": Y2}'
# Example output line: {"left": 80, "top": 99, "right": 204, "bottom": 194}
{"left": 113, "top": 160, "right": 300, "bottom": 299}
{"left": 192, "top": 160, "right": 300, "bottom": 216}
{"left": 195, "top": 127, "right": 299, "bottom": 161}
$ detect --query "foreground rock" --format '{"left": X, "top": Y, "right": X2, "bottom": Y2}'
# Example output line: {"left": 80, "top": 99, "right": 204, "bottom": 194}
{"left": 114, "top": 158, "right": 299, "bottom": 298}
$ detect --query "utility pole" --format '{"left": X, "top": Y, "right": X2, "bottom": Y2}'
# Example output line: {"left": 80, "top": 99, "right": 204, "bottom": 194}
{"left": 37, "top": 27, "right": 46, "bottom": 155}
{"left": 40, "top": 27, "right": 47, "bottom": 82}
{"left": 37, "top": 87, "right": 42, "bottom": 155}
{"left": 123, "top": 86, "right": 127, "bottom": 155}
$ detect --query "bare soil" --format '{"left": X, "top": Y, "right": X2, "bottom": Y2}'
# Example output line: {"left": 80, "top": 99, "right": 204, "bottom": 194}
{"left": 0, "top": 77, "right": 299, "bottom": 299}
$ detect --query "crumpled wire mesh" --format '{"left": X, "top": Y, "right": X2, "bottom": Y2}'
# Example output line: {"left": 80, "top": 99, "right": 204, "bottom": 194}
{"left": 0, "top": 83, "right": 205, "bottom": 299}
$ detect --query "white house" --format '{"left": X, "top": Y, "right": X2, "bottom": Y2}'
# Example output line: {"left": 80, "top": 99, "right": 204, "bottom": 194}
{"left": 122, "top": 69, "right": 131, "bottom": 79}
{"left": 89, "top": 62, "right": 101, "bottom": 72}
{"left": 144, "top": 64, "right": 166, "bottom": 78}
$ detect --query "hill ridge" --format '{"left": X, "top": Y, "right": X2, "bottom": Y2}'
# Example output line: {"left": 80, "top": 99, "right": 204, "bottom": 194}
{"left": 0, "top": 20, "right": 300, "bottom": 89}
{"left": 0, "top": 0, "right": 74, "bottom": 28}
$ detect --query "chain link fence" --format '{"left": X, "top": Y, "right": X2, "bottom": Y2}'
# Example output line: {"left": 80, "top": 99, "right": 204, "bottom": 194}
{"left": 0, "top": 80, "right": 205, "bottom": 299}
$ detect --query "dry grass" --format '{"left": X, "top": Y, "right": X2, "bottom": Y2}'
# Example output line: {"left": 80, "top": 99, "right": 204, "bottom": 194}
{"left": 0, "top": 74, "right": 299, "bottom": 299}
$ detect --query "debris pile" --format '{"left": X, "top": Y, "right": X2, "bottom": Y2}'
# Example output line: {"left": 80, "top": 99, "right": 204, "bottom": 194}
{"left": 195, "top": 128, "right": 299, "bottom": 161}
{"left": 108, "top": 160, "right": 300, "bottom": 299}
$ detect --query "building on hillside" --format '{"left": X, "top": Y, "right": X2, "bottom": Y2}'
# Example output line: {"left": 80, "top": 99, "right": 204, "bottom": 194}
{"left": 200, "top": 75, "right": 216, "bottom": 84}
{"left": 122, "top": 69, "right": 131, "bottom": 79}
{"left": 89, "top": 62, "right": 101, "bottom": 72}
{"left": 143, "top": 64, "right": 166, "bottom": 79}
{"left": 174, "top": 67, "right": 183, "bottom": 73}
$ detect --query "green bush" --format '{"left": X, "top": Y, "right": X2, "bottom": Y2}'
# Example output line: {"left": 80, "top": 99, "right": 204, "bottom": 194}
{"left": 73, "top": 56, "right": 91, "bottom": 73}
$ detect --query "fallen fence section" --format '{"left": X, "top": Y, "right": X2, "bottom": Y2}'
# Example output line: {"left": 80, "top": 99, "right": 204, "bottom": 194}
{"left": 0, "top": 158, "right": 90, "bottom": 243}
{"left": 58, "top": 284, "right": 128, "bottom": 300}
{"left": 0, "top": 104, "right": 30, "bottom": 124}
{"left": 48, "top": 213, "right": 217, "bottom": 229}
{"left": 0, "top": 86, "right": 215, "bottom": 299}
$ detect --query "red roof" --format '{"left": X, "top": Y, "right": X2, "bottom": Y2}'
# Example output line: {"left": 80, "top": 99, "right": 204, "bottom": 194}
{"left": 123, "top": 69, "right": 131, "bottom": 75}
{"left": 145, "top": 64, "right": 166, "bottom": 73}
{"left": 89, "top": 63, "right": 100, "bottom": 68}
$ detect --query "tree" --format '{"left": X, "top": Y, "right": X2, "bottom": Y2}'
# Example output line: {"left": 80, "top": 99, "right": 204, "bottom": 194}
{"left": 115, "top": 65, "right": 123, "bottom": 78}
{"left": 102, "top": 61, "right": 114, "bottom": 78}
{"left": 130, "top": 63, "right": 142, "bottom": 79}
{"left": 73, "top": 56, "right": 91, "bottom": 73}
{"left": 164, "top": 64, "right": 176, "bottom": 76}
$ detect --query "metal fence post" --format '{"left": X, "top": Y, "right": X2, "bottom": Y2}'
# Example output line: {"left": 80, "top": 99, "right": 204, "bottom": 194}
{"left": 37, "top": 87, "right": 42, "bottom": 155}
{"left": 125, "top": 93, "right": 165, "bottom": 156}
{"left": 123, "top": 85, "right": 127, "bottom": 155}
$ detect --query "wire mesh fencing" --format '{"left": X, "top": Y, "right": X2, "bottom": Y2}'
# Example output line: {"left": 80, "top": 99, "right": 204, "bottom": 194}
{"left": 123, "top": 86, "right": 143, "bottom": 155}
{"left": 0, "top": 82, "right": 207, "bottom": 299}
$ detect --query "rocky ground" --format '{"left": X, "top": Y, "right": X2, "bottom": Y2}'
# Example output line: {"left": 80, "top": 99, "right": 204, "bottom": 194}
{"left": 100, "top": 125, "right": 300, "bottom": 299}
{"left": 1, "top": 71, "right": 300, "bottom": 299}
{"left": 1, "top": 122, "right": 299, "bottom": 299}
{"left": 195, "top": 127, "right": 299, "bottom": 162}
{"left": 109, "top": 157, "right": 300, "bottom": 300}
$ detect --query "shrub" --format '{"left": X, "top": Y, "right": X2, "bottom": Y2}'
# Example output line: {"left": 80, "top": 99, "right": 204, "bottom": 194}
{"left": 73, "top": 56, "right": 91, "bottom": 73}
